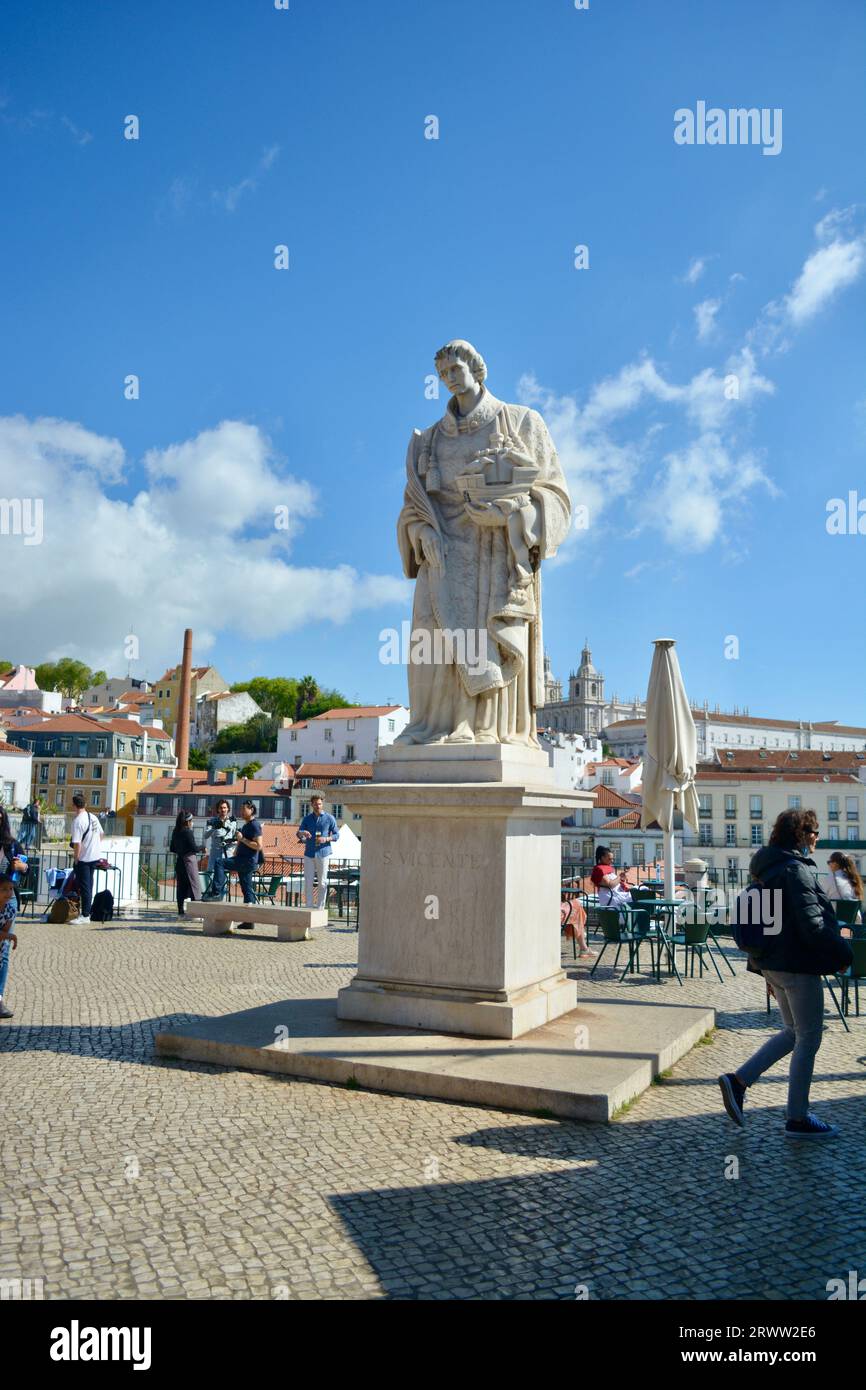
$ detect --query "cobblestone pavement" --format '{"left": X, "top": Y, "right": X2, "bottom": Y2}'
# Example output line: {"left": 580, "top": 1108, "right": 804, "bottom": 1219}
{"left": 1, "top": 910, "right": 864, "bottom": 1300}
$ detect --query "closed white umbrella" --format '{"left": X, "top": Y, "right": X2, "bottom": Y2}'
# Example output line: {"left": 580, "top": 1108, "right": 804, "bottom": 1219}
{"left": 642, "top": 638, "right": 700, "bottom": 898}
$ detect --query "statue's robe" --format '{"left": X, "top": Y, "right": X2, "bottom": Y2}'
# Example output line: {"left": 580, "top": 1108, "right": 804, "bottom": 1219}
{"left": 396, "top": 389, "right": 571, "bottom": 746}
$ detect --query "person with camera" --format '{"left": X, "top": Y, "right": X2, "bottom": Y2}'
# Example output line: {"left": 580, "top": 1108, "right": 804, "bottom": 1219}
{"left": 204, "top": 798, "right": 236, "bottom": 901}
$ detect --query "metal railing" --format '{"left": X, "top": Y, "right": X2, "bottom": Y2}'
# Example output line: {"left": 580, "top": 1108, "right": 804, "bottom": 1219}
{"left": 14, "top": 849, "right": 361, "bottom": 927}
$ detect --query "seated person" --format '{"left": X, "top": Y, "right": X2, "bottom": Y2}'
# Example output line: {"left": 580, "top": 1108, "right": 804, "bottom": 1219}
{"left": 590, "top": 847, "right": 632, "bottom": 911}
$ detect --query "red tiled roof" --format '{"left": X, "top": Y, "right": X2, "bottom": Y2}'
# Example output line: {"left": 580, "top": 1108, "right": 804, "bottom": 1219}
{"left": 715, "top": 749, "right": 866, "bottom": 771}
{"left": 590, "top": 784, "right": 639, "bottom": 809}
{"left": 0, "top": 741, "right": 30, "bottom": 757}
{"left": 143, "top": 774, "right": 279, "bottom": 797}
{"left": 598, "top": 811, "right": 642, "bottom": 830}
{"left": 696, "top": 770, "right": 863, "bottom": 785}
{"left": 312, "top": 707, "right": 403, "bottom": 721}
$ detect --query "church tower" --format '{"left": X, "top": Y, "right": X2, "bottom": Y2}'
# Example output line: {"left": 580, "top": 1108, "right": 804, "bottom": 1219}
{"left": 543, "top": 652, "right": 562, "bottom": 705}
{"left": 568, "top": 640, "right": 606, "bottom": 735}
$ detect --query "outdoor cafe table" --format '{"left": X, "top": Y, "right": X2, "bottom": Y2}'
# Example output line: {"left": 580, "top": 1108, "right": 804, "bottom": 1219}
{"left": 619, "top": 898, "right": 685, "bottom": 986}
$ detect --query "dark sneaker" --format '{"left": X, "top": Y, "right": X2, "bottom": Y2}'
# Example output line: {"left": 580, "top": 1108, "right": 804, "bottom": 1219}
{"left": 0, "top": 1004, "right": 14, "bottom": 1019}
{"left": 718, "top": 1072, "right": 747, "bottom": 1127}
{"left": 785, "top": 1113, "right": 838, "bottom": 1140}
{"left": 235, "top": 922, "right": 254, "bottom": 930}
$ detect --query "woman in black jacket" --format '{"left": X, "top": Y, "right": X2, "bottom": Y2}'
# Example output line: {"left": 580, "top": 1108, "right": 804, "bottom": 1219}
{"left": 169, "top": 811, "right": 203, "bottom": 918}
{"left": 719, "top": 808, "right": 851, "bottom": 1141}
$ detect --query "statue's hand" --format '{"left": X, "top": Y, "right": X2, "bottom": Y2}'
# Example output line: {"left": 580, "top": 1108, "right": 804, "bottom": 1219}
{"left": 465, "top": 499, "right": 514, "bottom": 528}
{"left": 419, "top": 525, "right": 445, "bottom": 571}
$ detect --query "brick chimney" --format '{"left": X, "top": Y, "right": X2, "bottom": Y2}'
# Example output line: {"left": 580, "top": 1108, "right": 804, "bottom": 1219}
{"left": 174, "top": 628, "right": 193, "bottom": 772}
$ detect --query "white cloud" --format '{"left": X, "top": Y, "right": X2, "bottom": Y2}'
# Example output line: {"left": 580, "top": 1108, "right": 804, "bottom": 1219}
{"left": 750, "top": 207, "right": 865, "bottom": 351}
{"left": 212, "top": 144, "right": 280, "bottom": 213}
{"left": 60, "top": 114, "right": 93, "bottom": 146}
{"left": 694, "top": 297, "right": 721, "bottom": 341}
{"left": 0, "top": 416, "right": 407, "bottom": 676}
{"left": 680, "top": 256, "right": 712, "bottom": 285}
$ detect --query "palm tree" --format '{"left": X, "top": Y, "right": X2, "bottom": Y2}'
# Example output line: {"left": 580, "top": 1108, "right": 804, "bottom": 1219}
{"left": 295, "top": 675, "right": 319, "bottom": 723}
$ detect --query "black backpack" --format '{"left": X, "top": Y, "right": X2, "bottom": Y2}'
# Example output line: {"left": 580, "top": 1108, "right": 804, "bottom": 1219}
{"left": 90, "top": 889, "right": 114, "bottom": 922}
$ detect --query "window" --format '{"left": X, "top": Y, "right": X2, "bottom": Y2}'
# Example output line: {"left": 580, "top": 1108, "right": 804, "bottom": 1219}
{"left": 91, "top": 791, "right": 100, "bottom": 807}
{"left": 611, "top": 842, "right": 622, "bottom": 862}
{"left": 347, "top": 720, "right": 356, "bottom": 731}
{"left": 332, "top": 804, "right": 342, "bottom": 820}
{"left": 273, "top": 799, "right": 284, "bottom": 819}
{"left": 602, "top": 769, "right": 614, "bottom": 786}
{"left": 698, "top": 794, "right": 712, "bottom": 818}
{"left": 92, "top": 765, "right": 102, "bottom": 780}
{"left": 751, "top": 824, "right": 763, "bottom": 846}
{"left": 828, "top": 797, "right": 839, "bottom": 820}
{"left": 581, "top": 808, "right": 592, "bottom": 827}
{"left": 56, "top": 765, "right": 67, "bottom": 783}
{"left": 121, "top": 766, "right": 128, "bottom": 780}
{"left": 196, "top": 798, "right": 207, "bottom": 816}
{"left": 301, "top": 801, "right": 311, "bottom": 817}
{"left": 590, "top": 683, "right": 596, "bottom": 696}
{"left": 829, "top": 826, "right": 839, "bottom": 841}
{"left": 387, "top": 720, "right": 395, "bottom": 732}
{"left": 699, "top": 825, "right": 713, "bottom": 846}
{"left": 136, "top": 768, "right": 142, "bottom": 781}
{"left": 171, "top": 797, "right": 180, "bottom": 813}
{"left": 848, "top": 827, "right": 860, "bottom": 842}
{"left": 633, "top": 843, "right": 645, "bottom": 866}
{"left": 74, "top": 764, "right": 85, "bottom": 778}
{"left": 727, "top": 857, "right": 738, "bottom": 880}
{"left": 141, "top": 825, "right": 153, "bottom": 846}
{"left": 846, "top": 797, "right": 859, "bottom": 820}
{"left": 142, "top": 796, "right": 154, "bottom": 814}
{"left": 575, "top": 683, "right": 580, "bottom": 696}
{"left": 290, "top": 731, "right": 298, "bottom": 742}
{"left": 40, "top": 764, "right": 49, "bottom": 782}
{"left": 788, "top": 795, "right": 801, "bottom": 811}
{"left": 118, "top": 792, "right": 126, "bottom": 807}
{"left": 59, "top": 738, "right": 71, "bottom": 753}
{"left": 724, "top": 795, "right": 736, "bottom": 818}
{"left": 323, "top": 728, "right": 333, "bottom": 742}
{"left": 749, "top": 795, "right": 762, "bottom": 819}
{"left": 345, "top": 744, "right": 355, "bottom": 761}
{"left": 78, "top": 739, "right": 88, "bottom": 756}
{"left": 147, "top": 768, "right": 153, "bottom": 780}
{"left": 655, "top": 842, "right": 664, "bottom": 861}
{"left": 725, "top": 824, "right": 736, "bottom": 846}
{"left": 96, "top": 740, "right": 106, "bottom": 756}
{"left": 56, "top": 788, "right": 65, "bottom": 805}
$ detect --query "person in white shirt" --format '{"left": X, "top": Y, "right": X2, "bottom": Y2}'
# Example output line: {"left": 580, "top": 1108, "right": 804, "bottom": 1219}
{"left": 824, "top": 851, "right": 863, "bottom": 928}
{"left": 70, "top": 793, "right": 104, "bottom": 923}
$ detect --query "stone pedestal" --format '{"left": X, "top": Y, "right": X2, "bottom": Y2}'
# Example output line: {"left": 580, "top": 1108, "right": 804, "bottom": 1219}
{"left": 335, "top": 746, "right": 590, "bottom": 1039}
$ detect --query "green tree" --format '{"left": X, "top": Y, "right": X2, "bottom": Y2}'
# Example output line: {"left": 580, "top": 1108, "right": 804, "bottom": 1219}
{"left": 187, "top": 747, "right": 210, "bottom": 770}
{"left": 294, "top": 675, "right": 319, "bottom": 723}
{"left": 238, "top": 761, "right": 263, "bottom": 779}
{"left": 230, "top": 677, "right": 298, "bottom": 720}
{"left": 35, "top": 658, "right": 103, "bottom": 700}
{"left": 302, "top": 688, "right": 353, "bottom": 720}
{"left": 212, "top": 713, "right": 279, "bottom": 754}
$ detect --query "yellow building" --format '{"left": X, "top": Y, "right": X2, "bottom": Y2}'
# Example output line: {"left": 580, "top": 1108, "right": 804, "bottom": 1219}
{"left": 150, "top": 664, "right": 228, "bottom": 740}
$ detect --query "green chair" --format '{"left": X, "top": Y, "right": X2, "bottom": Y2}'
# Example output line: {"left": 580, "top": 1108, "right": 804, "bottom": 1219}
{"left": 16, "top": 860, "right": 39, "bottom": 916}
{"left": 668, "top": 921, "right": 725, "bottom": 982}
{"left": 840, "top": 939, "right": 866, "bottom": 1018}
{"left": 590, "top": 907, "right": 655, "bottom": 983}
{"left": 255, "top": 874, "right": 283, "bottom": 906}
{"left": 834, "top": 899, "right": 863, "bottom": 928}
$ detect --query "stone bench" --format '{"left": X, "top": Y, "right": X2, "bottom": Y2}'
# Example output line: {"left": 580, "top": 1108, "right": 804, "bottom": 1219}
{"left": 183, "top": 901, "right": 329, "bottom": 941}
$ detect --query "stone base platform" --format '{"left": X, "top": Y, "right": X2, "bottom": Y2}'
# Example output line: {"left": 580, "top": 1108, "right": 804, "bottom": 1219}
{"left": 155, "top": 995, "right": 715, "bottom": 1123}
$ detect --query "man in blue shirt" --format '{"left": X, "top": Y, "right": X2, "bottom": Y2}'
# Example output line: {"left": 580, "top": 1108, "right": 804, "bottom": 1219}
{"left": 231, "top": 800, "right": 264, "bottom": 930}
{"left": 296, "top": 794, "right": 338, "bottom": 909}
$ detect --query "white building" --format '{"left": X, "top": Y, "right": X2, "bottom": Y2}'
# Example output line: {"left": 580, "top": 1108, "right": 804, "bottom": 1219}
{"left": 194, "top": 690, "right": 265, "bottom": 747}
{"left": 277, "top": 705, "right": 410, "bottom": 766}
{"left": 541, "top": 644, "right": 645, "bottom": 737}
{"left": 0, "top": 739, "right": 33, "bottom": 808}
{"left": 80, "top": 677, "right": 152, "bottom": 708}
{"left": 606, "top": 709, "right": 866, "bottom": 761}
{"left": 0, "top": 666, "right": 62, "bottom": 714}
{"left": 537, "top": 730, "right": 603, "bottom": 790}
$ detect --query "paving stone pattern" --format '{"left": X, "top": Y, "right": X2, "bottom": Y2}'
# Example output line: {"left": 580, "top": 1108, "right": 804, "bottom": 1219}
{"left": 1, "top": 912, "right": 864, "bottom": 1300}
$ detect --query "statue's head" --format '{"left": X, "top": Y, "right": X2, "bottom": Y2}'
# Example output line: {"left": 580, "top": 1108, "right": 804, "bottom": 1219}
{"left": 434, "top": 339, "right": 487, "bottom": 395}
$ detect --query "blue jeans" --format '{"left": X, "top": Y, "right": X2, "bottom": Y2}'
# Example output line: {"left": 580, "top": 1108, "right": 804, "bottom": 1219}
{"left": 75, "top": 860, "right": 100, "bottom": 916}
{"left": 232, "top": 858, "right": 257, "bottom": 906}
{"left": 738, "top": 971, "right": 824, "bottom": 1121}
{"left": 0, "top": 936, "right": 12, "bottom": 998}
{"left": 210, "top": 854, "right": 228, "bottom": 900}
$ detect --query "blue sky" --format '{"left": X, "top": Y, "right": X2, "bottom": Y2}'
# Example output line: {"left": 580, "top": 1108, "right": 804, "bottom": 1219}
{"left": 1, "top": 0, "right": 864, "bottom": 723}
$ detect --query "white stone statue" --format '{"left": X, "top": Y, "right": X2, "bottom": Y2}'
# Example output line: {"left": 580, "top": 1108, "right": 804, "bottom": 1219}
{"left": 396, "top": 339, "right": 571, "bottom": 747}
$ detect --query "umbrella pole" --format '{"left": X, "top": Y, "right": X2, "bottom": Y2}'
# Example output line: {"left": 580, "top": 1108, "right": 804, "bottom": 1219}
{"left": 664, "top": 828, "right": 676, "bottom": 899}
